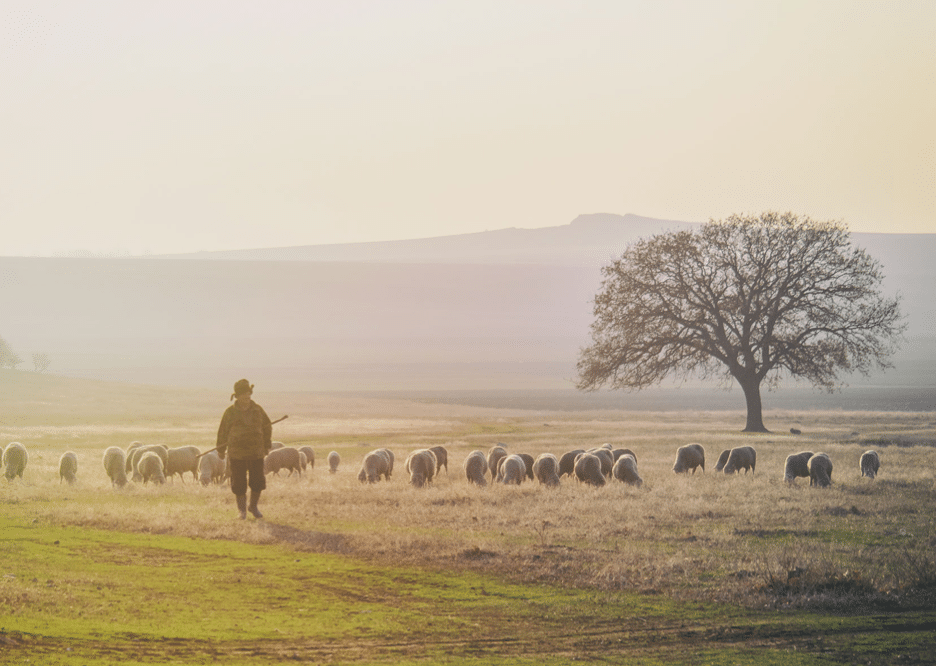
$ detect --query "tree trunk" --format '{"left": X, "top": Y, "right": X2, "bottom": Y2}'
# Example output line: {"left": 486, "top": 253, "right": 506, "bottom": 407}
{"left": 737, "top": 374, "right": 769, "bottom": 433}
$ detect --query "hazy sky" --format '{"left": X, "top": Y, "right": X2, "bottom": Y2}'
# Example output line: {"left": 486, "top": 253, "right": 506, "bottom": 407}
{"left": 2, "top": 0, "right": 934, "bottom": 256}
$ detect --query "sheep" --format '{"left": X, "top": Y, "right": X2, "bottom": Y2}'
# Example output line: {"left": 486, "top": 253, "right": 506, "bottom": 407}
{"left": 429, "top": 446, "right": 448, "bottom": 474}
{"left": 574, "top": 452, "right": 606, "bottom": 487}
{"left": 358, "top": 449, "right": 392, "bottom": 483}
{"left": 516, "top": 453, "right": 535, "bottom": 480}
{"left": 138, "top": 451, "right": 166, "bottom": 485}
{"left": 264, "top": 447, "right": 303, "bottom": 477}
{"left": 3, "top": 442, "right": 28, "bottom": 481}
{"left": 713, "top": 449, "right": 731, "bottom": 472}
{"left": 586, "top": 448, "right": 613, "bottom": 477}
{"left": 405, "top": 449, "right": 437, "bottom": 488}
{"left": 102, "top": 447, "right": 128, "bottom": 487}
{"left": 673, "top": 444, "right": 705, "bottom": 474}
{"left": 724, "top": 446, "right": 757, "bottom": 475}
{"left": 198, "top": 450, "right": 225, "bottom": 486}
{"left": 860, "top": 450, "right": 880, "bottom": 479}
{"left": 558, "top": 449, "right": 586, "bottom": 478}
{"left": 125, "top": 441, "right": 144, "bottom": 472}
{"left": 612, "top": 453, "right": 643, "bottom": 487}
{"left": 783, "top": 451, "right": 814, "bottom": 484}
{"left": 808, "top": 453, "right": 833, "bottom": 488}
{"left": 611, "top": 448, "right": 637, "bottom": 464}
{"left": 497, "top": 454, "right": 526, "bottom": 485}
{"left": 299, "top": 451, "right": 308, "bottom": 471}
{"left": 532, "top": 453, "right": 560, "bottom": 487}
{"left": 298, "top": 446, "right": 315, "bottom": 470}
{"left": 487, "top": 445, "right": 508, "bottom": 482}
{"left": 464, "top": 450, "right": 488, "bottom": 487}
{"left": 59, "top": 451, "right": 78, "bottom": 484}
{"left": 328, "top": 451, "right": 340, "bottom": 473}
{"left": 129, "top": 445, "right": 169, "bottom": 482}
{"left": 165, "top": 445, "right": 201, "bottom": 483}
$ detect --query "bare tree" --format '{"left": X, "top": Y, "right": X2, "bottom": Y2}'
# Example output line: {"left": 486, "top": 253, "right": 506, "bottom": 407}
{"left": 32, "top": 352, "right": 51, "bottom": 373}
{"left": 0, "top": 336, "right": 22, "bottom": 370}
{"left": 576, "top": 213, "right": 905, "bottom": 432}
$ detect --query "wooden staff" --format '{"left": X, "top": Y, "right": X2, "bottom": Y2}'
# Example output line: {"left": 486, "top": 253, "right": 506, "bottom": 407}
{"left": 196, "top": 414, "right": 288, "bottom": 458}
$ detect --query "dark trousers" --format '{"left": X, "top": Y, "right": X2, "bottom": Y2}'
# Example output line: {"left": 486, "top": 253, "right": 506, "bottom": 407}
{"left": 229, "top": 458, "right": 266, "bottom": 495}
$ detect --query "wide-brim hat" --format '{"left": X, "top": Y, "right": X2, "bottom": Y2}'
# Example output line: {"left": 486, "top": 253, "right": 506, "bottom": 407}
{"left": 231, "top": 379, "right": 254, "bottom": 400}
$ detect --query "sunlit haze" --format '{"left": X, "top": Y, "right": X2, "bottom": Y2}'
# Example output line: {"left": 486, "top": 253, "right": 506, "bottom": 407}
{"left": 2, "top": 0, "right": 934, "bottom": 257}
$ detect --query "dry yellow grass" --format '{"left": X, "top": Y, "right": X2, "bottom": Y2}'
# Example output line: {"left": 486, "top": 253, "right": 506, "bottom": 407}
{"left": 3, "top": 387, "right": 935, "bottom": 610}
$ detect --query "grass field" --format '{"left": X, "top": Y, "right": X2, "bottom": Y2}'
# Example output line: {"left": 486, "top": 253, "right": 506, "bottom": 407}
{"left": 2, "top": 370, "right": 935, "bottom": 664}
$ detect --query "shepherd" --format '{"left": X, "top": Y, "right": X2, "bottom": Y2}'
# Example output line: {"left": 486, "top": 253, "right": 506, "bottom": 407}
{"left": 217, "top": 379, "right": 273, "bottom": 520}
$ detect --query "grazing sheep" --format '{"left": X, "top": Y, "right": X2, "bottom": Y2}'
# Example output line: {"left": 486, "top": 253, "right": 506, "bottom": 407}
{"left": 264, "top": 447, "right": 303, "bottom": 477}
{"left": 612, "top": 453, "right": 643, "bottom": 487}
{"left": 59, "top": 451, "right": 78, "bottom": 484}
{"left": 358, "top": 449, "right": 393, "bottom": 483}
{"left": 487, "top": 445, "right": 508, "bottom": 482}
{"left": 298, "top": 446, "right": 315, "bottom": 470}
{"left": 125, "top": 441, "right": 144, "bottom": 472}
{"left": 860, "top": 450, "right": 880, "bottom": 479}
{"left": 497, "top": 454, "right": 526, "bottom": 485}
{"left": 586, "top": 448, "right": 613, "bottom": 477}
{"left": 166, "top": 446, "right": 201, "bottom": 483}
{"left": 405, "top": 449, "right": 437, "bottom": 488}
{"left": 328, "top": 451, "right": 340, "bottom": 473}
{"left": 532, "top": 453, "right": 560, "bottom": 487}
{"left": 713, "top": 449, "right": 731, "bottom": 472}
{"left": 574, "top": 452, "right": 606, "bottom": 487}
{"left": 724, "top": 446, "right": 757, "bottom": 475}
{"left": 808, "top": 453, "right": 833, "bottom": 488}
{"left": 3, "top": 442, "right": 28, "bottom": 481}
{"left": 611, "top": 448, "right": 637, "bottom": 464}
{"left": 673, "top": 444, "right": 705, "bottom": 474}
{"left": 515, "top": 453, "right": 535, "bottom": 480}
{"left": 783, "top": 451, "right": 814, "bottom": 484}
{"left": 299, "top": 451, "right": 308, "bottom": 471}
{"left": 464, "top": 450, "right": 488, "bottom": 487}
{"left": 129, "top": 445, "right": 169, "bottom": 482}
{"left": 198, "top": 450, "right": 225, "bottom": 486}
{"left": 102, "top": 447, "right": 128, "bottom": 487}
{"left": 558, "top": 449, "right": 586, "bottom": 478}
{"left": 428, "top": 446, "right": 448, "bottom": 474}
{"left": 138, "top": 451, "right": 166, "bottom": 485}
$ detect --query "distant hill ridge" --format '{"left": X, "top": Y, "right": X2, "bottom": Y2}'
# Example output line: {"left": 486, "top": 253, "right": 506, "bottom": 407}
{"left": 163, "top": 213, "right": 697, "bottom": 266}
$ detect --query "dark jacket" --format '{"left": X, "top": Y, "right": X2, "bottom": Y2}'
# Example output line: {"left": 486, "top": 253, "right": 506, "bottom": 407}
{"left": 217, "top": 401, "right": 273, "bottom": 461}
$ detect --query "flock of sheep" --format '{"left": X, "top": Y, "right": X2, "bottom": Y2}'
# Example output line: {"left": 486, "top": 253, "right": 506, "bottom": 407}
{"left": 1, "top": 438, "right": 882, "bottom": 491}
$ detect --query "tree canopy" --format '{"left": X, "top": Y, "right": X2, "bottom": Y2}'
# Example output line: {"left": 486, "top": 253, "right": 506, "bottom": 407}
{"left": 576, "top": 212, "right": 905, "bottom": 431}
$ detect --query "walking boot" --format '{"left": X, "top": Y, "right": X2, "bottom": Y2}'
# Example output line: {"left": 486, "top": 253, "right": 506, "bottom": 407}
{"left": 235, "top": 494, "right": 247, "bottom": 520}
{"left": 248, "top": 491, "right": 263, "bottom": 519}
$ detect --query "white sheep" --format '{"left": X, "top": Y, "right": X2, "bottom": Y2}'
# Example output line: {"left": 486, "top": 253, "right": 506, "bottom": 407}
{"left": 138, "top": 451, "right": 166, "bottom": 485}
{"left": 429, "top": 445, "right": 448, "bottom": 474}
{"left": 198, "top": 450, "right": 225, "bottom": 486}
{"left": 724, "top": 446, "right": 757, "bottom": 475}
{"left": 405, "top": 449, "right": 437, "bottom": 488}
{"left": 713, "top": 449, "right": 731, "bottom": 472}
{"left": 532, "top": 453, "right": 560, "bottom": 487}
{"left": 299, "top": 446, "right": 315, "bottom": 470}
{"left": 673, "top": 444, "right": 705, "bottom": 474}
{"left": 59, "top": 451, "right": 78, "bottom": 484}
{"left": 3, "top": 442, "right": 28, "bottom": 481}
{"left": 358, "top": 449, "right": 393, "bottom": 483}
{"left": 783, "top": 451, "right": 814, "bottom": 484}
{"left": 102, "top": 447, "right": 128, "bottom": 487}
{"left": 264, "top": 447, "right": 303, "bottom": 477}
{"left": 574, "top": 452, "right": 606, "bottom": 487}
{"left": 486, "top": 445, "right": 508, "bottom": 482}
{"left": 860, "top": 450, "right": 880, "bottom": 479}
{"left": 129, "top": 445, "right": 169, "bottom": 482}
{"left": 612, "top": 453, "right": 642, "bottom": 487}
{"left": 166, "top": 445, "right": 201, "bottom": 483}
{"left": 328, "top": 451, "right": 341, "bottom": 473}
{"left": 463, "top": 450, "right": 488, "bottom": 487}
{"left": 808, "top": 453, "right": 833, "bottom": 488}
{"left": 497, "top": 454, "right": 526, "bottom": 485}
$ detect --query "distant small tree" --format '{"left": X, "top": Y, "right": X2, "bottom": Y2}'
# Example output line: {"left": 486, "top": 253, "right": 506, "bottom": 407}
{"left": 32, "top": 352, "right": 51, "bottom": 373}
{"left": 0, "top": 336, "right": 20, "bottom": 369}
{"left": 576, "top": 212, "right": 906, "bottom": 432}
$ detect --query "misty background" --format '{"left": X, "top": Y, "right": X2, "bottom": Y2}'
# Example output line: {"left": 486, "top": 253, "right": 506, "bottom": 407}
{"left": 2, "top": 214, "right": 934, "bottom": 411}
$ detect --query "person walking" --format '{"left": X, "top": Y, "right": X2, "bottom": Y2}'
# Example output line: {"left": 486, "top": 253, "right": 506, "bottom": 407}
{"left": 217, "top": 379, "right": 272, "bottom": 519}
